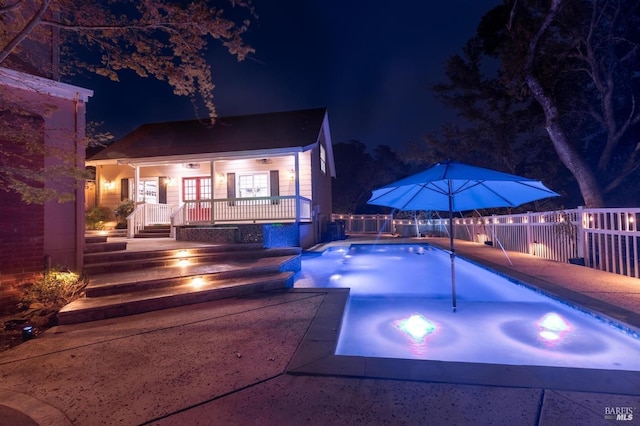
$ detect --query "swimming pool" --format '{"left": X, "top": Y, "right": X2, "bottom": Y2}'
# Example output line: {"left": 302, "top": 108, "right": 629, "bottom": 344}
{"left": 295, "top": 244, "right": 640, "bottom": 371}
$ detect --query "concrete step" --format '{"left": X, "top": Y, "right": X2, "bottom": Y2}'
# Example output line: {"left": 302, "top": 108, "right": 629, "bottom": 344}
{"left": 84, "top": 243, "right": 262, "bottom": 265}
{"left": 58, "top": 271, "right": 294, "bottom": 325}
{"left": 83, "top": 245, "right": 301, "bottom": 275}
{"left": 85, "top": 235, "right": 107, "bottom": 244}
{"left": 84, "top": 241, "right": 128, "bottom": 254}
{"left": 85, "top": 254, "right": 300, "bottom": 297}
{"left": 134, "top": 233, "right": 171, "bottom": 238}
{"left": 135, "top": 225, "right": 171, "bottom": 238}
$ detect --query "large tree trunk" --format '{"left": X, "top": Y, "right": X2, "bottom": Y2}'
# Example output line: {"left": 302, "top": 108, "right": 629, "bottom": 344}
{"left": 521, "top": 0, "right": 605, "bottom": 207}
{"left": 526, "top": 76, "right": 605, "bottom": 207}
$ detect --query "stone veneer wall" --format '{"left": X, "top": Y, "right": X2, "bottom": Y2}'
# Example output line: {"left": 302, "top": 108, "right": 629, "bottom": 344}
{"left": 262, "top": 224, "right": 300, "bottom": 248}
{"left": 175, "top": 223, "right": 301, "bottom": 248}
{"left": 175, "top": 225, "right": 263, "bottom": 244}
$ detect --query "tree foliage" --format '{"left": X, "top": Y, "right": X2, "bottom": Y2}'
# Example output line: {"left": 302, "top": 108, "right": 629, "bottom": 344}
{"left": 425, "top": 33, "right": 575, "bottom": 208}
{"left": 429, "top": 0, "right": 640, "bottom": 207}
{"left": 0, "top": 0, "right": 255, "bottom": 203}
{"left": 1, "top": 0, "right": 255, "bottom": 120}
{"left": 332, "top": 140, "right": 411, "bottom": 214}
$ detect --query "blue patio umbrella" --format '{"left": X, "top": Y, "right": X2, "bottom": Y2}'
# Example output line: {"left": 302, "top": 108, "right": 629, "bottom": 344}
{"left": 367, "top": 160, "right": 559, "bottom": 311}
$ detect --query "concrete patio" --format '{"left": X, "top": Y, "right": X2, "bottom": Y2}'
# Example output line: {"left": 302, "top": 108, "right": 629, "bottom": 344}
{"left": 0, "top": 235, "right": 638, "bottom": 425}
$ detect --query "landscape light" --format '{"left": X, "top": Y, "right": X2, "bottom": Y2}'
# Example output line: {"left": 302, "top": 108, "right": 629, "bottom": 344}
{"left": 22, "top": 326, "right": 34, "bottom": 341}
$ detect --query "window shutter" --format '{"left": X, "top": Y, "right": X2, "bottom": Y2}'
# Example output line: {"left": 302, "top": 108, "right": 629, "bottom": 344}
{"left": 270, "top": 170, "right": 279, "bottom": 204}
{"left": 120, "top": 178, "right": 129, "bottom": 201}
{"left": 227, "top": 173, "right": 235, "bottom": 206}
{"left": 159, "top": 177, "right": 167, "bottom": 204}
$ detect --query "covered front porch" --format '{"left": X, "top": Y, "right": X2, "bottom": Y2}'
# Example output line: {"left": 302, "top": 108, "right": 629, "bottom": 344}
{"left": 90, "top": 152, "right": 316, "bottom": 239}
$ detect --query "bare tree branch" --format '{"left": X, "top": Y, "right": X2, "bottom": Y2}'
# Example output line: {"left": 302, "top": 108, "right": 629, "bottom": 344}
{"left": 0, "top": 0, "right": 51, "bottom": 63}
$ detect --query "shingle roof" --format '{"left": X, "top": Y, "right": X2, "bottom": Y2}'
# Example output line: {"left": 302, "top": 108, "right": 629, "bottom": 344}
{"left": 88, "top": 107, "right": 328, "bottom": 161}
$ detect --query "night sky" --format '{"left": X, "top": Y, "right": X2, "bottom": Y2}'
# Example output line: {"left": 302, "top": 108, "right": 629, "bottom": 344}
{"left": 80, "top": 1, "right": 500, "bottom": 152}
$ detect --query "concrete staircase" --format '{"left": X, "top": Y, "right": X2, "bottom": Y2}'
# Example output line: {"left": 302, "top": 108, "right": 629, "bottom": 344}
{"left": 61, "top": 243, "right": 301, "bottom": 325}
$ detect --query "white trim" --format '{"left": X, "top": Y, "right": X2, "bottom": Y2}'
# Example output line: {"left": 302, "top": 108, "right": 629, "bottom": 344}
{"left": 87, "top": 147, "right": 307, "bottom": 167}
{"left": 0, "top": 67, "right": 93, "bottom": 102}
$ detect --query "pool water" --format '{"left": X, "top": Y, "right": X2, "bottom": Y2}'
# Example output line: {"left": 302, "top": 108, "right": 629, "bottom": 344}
{"left": 295, "top": 244, "right": 640, "bottom": 371}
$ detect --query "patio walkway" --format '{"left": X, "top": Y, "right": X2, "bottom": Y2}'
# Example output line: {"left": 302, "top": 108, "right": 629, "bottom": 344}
{"left": 0, "top": 235, "right": 639, "bottom": 425}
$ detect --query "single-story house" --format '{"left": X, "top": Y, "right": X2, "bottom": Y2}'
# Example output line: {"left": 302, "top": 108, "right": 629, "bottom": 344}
{"left": 86, "top": 108, "right": 336, "bottom": 248}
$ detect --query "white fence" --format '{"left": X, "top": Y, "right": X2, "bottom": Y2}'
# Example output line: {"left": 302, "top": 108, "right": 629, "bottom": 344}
{"left": 333, "top": 207, "right": 640, "bottom": 279}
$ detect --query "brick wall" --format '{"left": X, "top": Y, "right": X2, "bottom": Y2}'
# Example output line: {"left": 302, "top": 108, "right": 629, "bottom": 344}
{"left": 0, "top": 111, "right": 45, "bottom": 313}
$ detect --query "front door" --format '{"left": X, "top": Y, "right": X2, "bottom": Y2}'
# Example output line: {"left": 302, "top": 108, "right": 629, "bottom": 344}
{"left": 183, "top": 177, "right": 211, "bottom": 222}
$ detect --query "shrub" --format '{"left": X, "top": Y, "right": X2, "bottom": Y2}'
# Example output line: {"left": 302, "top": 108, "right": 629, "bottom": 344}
{"left": 114, "top": 199, "right": 135, "bottom": 228}
{"left": 21, "top": 269, "right": 88, "bottom": 311}
{"left": 86, "top": 206, "right": 113, "bottom": 230}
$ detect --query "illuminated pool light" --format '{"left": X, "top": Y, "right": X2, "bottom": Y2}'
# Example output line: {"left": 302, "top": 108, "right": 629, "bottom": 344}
{"left": 537, "top": 312, "right": 571, "bottom": 343}
{"left": 539, "top": 312, "right": 570, "bottom": 332}
{"left": 330, "top": 274, "right": 342, "bottom": 281}
{"left": 395, "top": 314, "right": 436, "bottom": 343}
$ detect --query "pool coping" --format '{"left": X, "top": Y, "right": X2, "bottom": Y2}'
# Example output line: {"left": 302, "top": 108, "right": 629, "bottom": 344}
{"left": 288, "top": 286, "right": 640, "bottom": 395}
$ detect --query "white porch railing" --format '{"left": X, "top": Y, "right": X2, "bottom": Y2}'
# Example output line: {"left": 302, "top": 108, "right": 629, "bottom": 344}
{"left": 172, "top": 196, "right": 312, "bottom": 226}
{"left": 334, "top": 207, "right": 640, "bottom": 279}
{"left": 126, "top": 203, "right": 173, "bottom": 238}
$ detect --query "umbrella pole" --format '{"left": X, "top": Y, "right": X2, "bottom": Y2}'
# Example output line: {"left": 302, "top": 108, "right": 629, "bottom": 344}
{"left": 448, "top": 184, "right": 457, "bottom": 312}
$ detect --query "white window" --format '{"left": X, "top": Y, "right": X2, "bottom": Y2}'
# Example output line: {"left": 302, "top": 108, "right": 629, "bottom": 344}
{"left": 320, "top": 144, "right": 326, "bottom": 174}
{"left": 238, "top": 173, "right": 268, "bottom": 198}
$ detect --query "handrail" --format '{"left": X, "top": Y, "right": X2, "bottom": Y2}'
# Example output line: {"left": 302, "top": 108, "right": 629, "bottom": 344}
{"left": 126, "top": 205, "right": 145, "bottom": 238}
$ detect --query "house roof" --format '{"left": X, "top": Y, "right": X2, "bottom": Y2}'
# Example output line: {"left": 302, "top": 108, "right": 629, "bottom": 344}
{"left": 88, "top": 107, "right": 329, "bottom": 162}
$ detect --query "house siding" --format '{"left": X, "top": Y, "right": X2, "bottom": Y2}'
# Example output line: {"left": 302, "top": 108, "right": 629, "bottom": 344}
{"left": 307, "top": 124, "right": 333, "bottom": 245}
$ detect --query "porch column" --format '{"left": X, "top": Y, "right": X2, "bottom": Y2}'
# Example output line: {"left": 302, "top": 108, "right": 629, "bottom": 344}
{"left": 134, "top": 165, "right": 140, "bottom": 205}
{"left": 294, "top": 152, "right": 300, "bottom": 222}
{"left": 210, "top": 160, "right": 215, "bottom": 224}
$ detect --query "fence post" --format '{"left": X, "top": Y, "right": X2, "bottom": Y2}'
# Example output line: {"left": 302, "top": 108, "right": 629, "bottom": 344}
{"left": 491, "top": 214, "right": 497, "bottom": 243}
{"left": 576, "top": 206, "right": 585, "bottom": 259}
{"left": 526, "top": 211, "right": 533, "bottom": 255}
